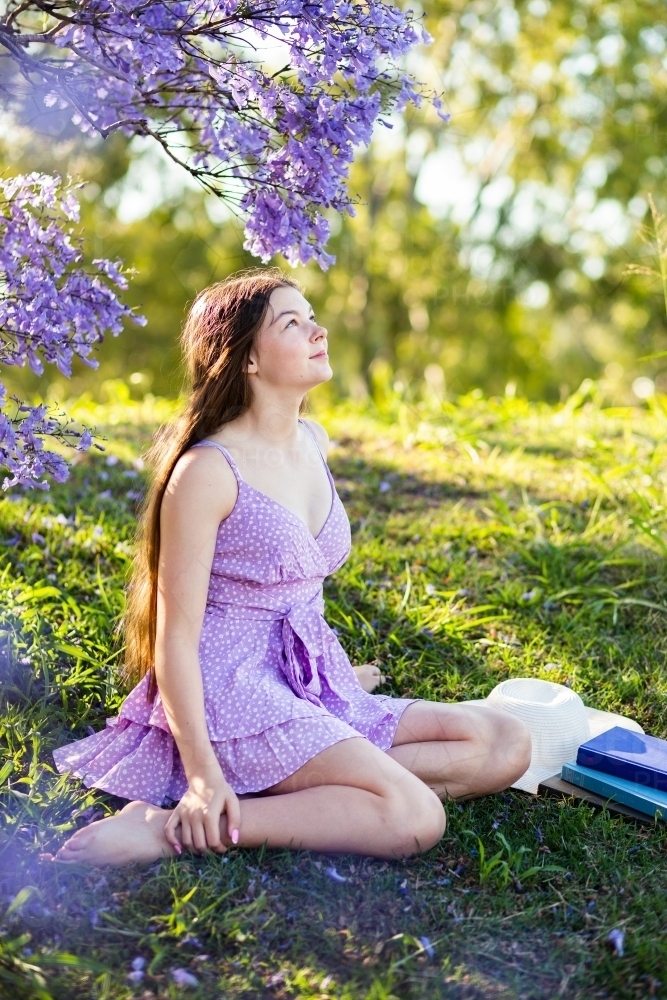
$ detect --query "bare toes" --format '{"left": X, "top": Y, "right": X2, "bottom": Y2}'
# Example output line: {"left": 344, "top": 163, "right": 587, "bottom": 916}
{"left": 52, "top": 832, "right": 93, "bottom": 861}
{"left": 53, "top": 849, "right": 84, "bottom": 864}
{"left": 61, "top": 835, "right": 89, "bottom": 851}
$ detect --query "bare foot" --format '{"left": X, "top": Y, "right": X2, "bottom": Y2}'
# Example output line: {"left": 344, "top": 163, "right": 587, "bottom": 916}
{"left": 49, "top": 800, "right": 176, "bottom": 866}
{"left": 354, "top": 663, "right": 385, "bottom": 693}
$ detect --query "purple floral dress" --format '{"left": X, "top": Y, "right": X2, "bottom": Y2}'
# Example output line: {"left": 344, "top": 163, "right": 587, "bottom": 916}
{"left": 53, "top": 422, "right": 415, "bottom": 806}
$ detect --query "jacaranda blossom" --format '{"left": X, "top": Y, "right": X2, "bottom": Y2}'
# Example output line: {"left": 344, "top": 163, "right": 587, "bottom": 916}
{"left": 1, "top": 0, "right": 438, "bottom": 267}
{"left": 0, "top": 174, "right": 144, "bottom": 488}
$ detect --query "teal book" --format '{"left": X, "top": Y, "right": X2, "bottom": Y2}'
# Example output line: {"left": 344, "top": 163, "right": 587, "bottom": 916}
{"left": 561, "top": 761, "right": 667, "bottom": 820}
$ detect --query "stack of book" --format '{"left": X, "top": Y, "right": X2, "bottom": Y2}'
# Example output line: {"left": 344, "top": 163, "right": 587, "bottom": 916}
{"left": 560, "top": 726, "right": 667, "bottom": 821}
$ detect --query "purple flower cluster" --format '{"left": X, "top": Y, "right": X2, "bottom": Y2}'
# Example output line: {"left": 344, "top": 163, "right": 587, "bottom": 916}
{"left": 2, "top": 0, "right": 438, "bottom": 266}
{"left": 0, "top": 174, "right": 143, "bottom": 488}
{"left": 0, "top": 388, "right": 91, "bottom": 489}
{"left": 0, "top": 174, "right": 141, "bottom": 377}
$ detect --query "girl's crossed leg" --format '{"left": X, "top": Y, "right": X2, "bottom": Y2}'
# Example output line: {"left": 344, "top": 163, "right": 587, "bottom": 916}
{"left": 388, "top": 701, "right": 531, "bottom": 800}
{"left": 52, "top": 703, "right": 530, "bottom": 866}
{"left": 52, "top": 737, "right": 443, "bottom": 865}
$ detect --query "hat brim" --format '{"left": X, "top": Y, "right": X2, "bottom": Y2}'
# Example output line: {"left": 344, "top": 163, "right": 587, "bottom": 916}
{"left": 464, "top": 700, "right": 644, "bottom": 794}
{"left": 585, "top": 707, "right": 643, "bottom": 739}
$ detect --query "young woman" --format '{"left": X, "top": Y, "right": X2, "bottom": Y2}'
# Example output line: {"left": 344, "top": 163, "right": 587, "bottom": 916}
{"left": 51, "top": 268, "right": 530, "bottom": 865}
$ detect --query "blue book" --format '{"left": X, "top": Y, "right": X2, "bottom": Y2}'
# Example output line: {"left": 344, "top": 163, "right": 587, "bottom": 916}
{"left": 561, "top": 761, "right": 667, "bottom": 820}
{"left": 576, "top": 726, "right": 667, "bottom": 792}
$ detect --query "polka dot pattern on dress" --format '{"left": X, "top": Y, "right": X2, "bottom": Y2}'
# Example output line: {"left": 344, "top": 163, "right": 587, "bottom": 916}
{"left": 53, "top": 421, "right": 416, "bottom": 805}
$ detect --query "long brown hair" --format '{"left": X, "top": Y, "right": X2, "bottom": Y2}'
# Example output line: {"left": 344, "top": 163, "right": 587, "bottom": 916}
{"left": 123, "top": 267, "right": 301, "bottom": 697}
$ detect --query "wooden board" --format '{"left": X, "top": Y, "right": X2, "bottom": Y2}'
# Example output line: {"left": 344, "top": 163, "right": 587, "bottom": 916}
{"left": 537, "top": 773, "right": 658, "bottom": 825}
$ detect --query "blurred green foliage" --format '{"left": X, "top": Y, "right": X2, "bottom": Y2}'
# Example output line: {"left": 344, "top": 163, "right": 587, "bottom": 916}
{"left": 2, "top": 0, "right": 667, "bottom": 404}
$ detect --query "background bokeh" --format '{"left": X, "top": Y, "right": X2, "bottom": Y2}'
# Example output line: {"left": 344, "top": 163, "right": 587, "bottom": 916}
{"left": 3, "top": 0, "right": 666, "bottom": 407}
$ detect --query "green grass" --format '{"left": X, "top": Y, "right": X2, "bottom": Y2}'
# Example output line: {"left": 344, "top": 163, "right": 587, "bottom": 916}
{"left": 2, "top": 384, "right": 667, "bottom": 999}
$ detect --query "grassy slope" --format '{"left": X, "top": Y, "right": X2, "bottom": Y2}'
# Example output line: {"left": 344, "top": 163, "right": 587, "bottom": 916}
{"left": 1, "top": 388, "right": 667, "bottom": 1000}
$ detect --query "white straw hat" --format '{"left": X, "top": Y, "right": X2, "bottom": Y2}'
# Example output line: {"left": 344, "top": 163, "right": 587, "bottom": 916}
{"left": 468, "top": 678, "right": 644, "bottom": 794}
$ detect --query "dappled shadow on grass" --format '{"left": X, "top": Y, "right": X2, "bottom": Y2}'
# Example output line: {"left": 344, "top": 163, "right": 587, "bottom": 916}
{"left": 0, "top": 812, "right": 582, "bottom": 1000}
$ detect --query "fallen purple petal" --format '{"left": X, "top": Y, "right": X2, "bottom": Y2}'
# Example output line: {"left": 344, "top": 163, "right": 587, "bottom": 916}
{"left": 180, "top": 936, "right": 203, "bottom": 948}
{"left": 171, "top": 968, "right": 199, "bottom": 988}
{"left": 607, "top": 928, "right": 625, "bottom": 957}
{"left": 325, "top": 866, "right": 347, "bottom": 883}
{"left": 418, "top": 935, "right": 435, "bottom": 959}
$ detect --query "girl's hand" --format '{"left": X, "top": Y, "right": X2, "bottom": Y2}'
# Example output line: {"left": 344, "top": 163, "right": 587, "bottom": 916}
{"left": 164, "top": 762, "right": 241, "bottom": 854}
{"left": 353, "top": 663, "right": 385, "bottom": 693}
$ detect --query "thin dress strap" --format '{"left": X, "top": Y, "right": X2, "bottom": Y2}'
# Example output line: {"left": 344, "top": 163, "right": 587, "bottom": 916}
{"left": 191, "top": 439, "right": 243, "bottom": 484}
{"left": 299, "top": 419, "right": 335, "bottom": 512}
{"left": 299, "top": 419, "right": 328, "bottom": 468}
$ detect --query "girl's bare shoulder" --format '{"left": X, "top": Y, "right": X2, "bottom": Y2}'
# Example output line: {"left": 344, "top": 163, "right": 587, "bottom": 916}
{"left": 163, "top": 444, "right": 238, "bottom": 523}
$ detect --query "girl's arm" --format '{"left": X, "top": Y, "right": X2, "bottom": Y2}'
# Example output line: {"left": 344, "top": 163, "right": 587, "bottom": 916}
{"left": 154, "top": 446, "right": 240, "bottom": 853}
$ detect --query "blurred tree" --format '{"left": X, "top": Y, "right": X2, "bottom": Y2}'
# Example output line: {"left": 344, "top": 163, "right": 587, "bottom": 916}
{"left": 301, "top": 0, "right": 667, "bottom": 402}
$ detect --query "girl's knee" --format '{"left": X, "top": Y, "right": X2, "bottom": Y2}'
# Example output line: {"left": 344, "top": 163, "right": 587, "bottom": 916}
{"left": 504, "top": 716, "right": 531, "bottom": 775}
{"left": 487, "top": 711, "right": 532, "bottom": 787}
{"left": 385, "top": 781, "right": 446, "bottom": 857}
{"left": 413, "top": 790, "right": 446, "bottom": 852}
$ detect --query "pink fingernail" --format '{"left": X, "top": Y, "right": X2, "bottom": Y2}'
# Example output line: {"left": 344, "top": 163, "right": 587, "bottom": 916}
{"left": 173, "top": 842, "right": 182, "bottom": 855}
{"left": 231, "top": 829, "right": 239, "bottom": 845}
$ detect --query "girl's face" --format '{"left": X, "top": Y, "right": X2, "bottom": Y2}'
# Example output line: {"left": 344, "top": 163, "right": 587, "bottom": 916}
{"left": 248, "top": 285, "right": 331, "bottom": 393}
